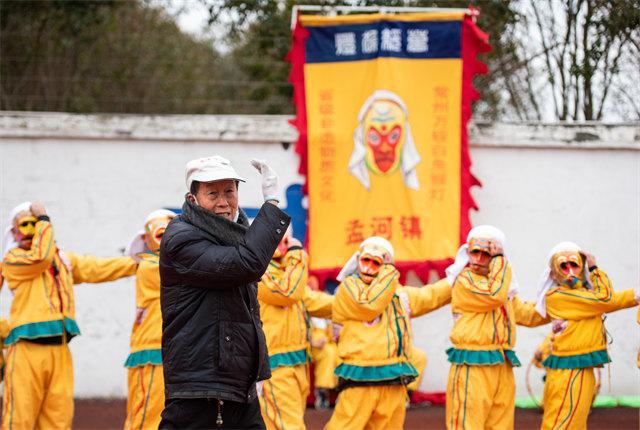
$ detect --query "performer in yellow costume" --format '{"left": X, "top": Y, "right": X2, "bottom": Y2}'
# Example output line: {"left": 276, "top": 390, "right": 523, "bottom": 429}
{"left": 306, "top": 276, "right": 339, "bottom": 409}
{"left": 257, "top": 233, "right": 333, "bottom": 430}
{"left": 444, "top": 225, "right": 548, "bottom": 430}
{"left": 123, "top": 209, "right": 175, "bottom": 430}
{"left": 535, "top": 242, "right": 638, "bottom": 430}
{"left": 326, "top": 237, "right": 451, "bottom": 430}
{"left": 1, "top": 201, "right": 138, "bottom": 430}
{"left": 309, "top": 317, "right": 339, "bottom": 408}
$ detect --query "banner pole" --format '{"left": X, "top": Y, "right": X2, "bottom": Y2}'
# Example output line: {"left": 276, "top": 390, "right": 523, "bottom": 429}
{"left": 291, "top": 5, "right": 472, "bottom": 29}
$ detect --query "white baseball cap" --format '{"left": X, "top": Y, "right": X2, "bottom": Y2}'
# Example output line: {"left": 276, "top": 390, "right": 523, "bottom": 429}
{"left": 185, "top": 156, "right": 245, "bottom": 190}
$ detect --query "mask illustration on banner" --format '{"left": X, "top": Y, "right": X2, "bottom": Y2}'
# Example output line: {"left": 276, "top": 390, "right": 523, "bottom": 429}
{"left": 349, "top": 90, "right": 421, "bottom": 191}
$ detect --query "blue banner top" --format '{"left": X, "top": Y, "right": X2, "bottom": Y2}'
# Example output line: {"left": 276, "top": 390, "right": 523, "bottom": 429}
{"left": 305, "top": 20, "right": 461, "bottom": 63}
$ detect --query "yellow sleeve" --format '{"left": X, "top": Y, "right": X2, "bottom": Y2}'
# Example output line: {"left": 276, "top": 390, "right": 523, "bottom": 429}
{"left": 453, "top": 256, "right": 511, "bottom": 313}
{"left": 0, "top": 318, "right": 10, "bottom": 339}
{"left": 136, "top": 260, "right": 161, "bottom": 308}
{"left": 303, "top": 287, "right": 334, "bottom": 318}
{"left": 545, "top": 270, "right": 637, "bottom": 319}
{"left": 2, "top": 220, "right": 56, "bottom": 281}
{"left": 68, "top": 253, "right": 137, "bottom": 284}
{"left": 512, "top": 295, "right": 549, "bottom": 327}
{"left": 257, "top": 248, "right": 308, "bottom": 307}
{"left": 402, "top": 279, "right": 452, "bottom": 318}
{"left": 332, "top": 264, "right": 399, "bottom": 323}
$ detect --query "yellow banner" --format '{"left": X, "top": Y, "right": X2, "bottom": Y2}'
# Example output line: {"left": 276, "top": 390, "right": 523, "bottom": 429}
{"left": 302, "top": 15, "right": 464, "bottom": 271}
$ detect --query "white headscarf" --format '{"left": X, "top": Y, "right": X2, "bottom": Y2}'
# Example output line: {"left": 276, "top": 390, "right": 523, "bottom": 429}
{"left": 337, "top": 236, "right": 394, "bottom": 282}
{"left": 445, "top": 225, "right": 519, "bottom": 298}
{"left": 2, "top": 201, "right": 32, "bottom": 256}
{"left": 124, "top": 209, "right": 176, "bottom": 261}
{"left": 535, "top": 241, "right": 594, "bottom": 317}
{"left": 350, "top": 90, "right": 421, "bottom": 190}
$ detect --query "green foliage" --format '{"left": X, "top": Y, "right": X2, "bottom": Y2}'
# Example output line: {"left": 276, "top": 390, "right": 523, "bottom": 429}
{"left": 1, "top": 0, "right": 636, "bottom": 118}
{"left": 1, "top": 0, "right": 225, "bottom": 113}
{"left": 203, "top": 0, "right": 522, "bottom": 117}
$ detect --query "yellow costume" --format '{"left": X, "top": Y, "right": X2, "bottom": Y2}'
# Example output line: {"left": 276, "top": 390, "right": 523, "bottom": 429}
{"left": 1, "top": 218, "right": 137, "bottom": 430}
{"left": 326, "top": 264, "right": 451, "bottom": 430}
{"left": 310, "top": 318, "right": 339, "bottom": 390}
{"left": 407, "top": 346, "right": 427, "bottom": 392}
{"left": 258, "top": 247, "right": 333, "bottom": 430}
{"left": 539, "top": 269, "right": 636, "bottom": 430}
{"left": 123, "top": 253, "right": 164, "bottom": 430}
{"left": 123, "top": 209, "right": 174, "bottom": 430}
{"left": 446, "top": 257, "right": 547, "bottom": 429}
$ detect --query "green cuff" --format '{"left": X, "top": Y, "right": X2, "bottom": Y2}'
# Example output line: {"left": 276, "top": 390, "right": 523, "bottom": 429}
{"left": 334, "top": 362, "right": 418, "bottom": 382}
{"left": 446, "top": 347, "right": 520, "bottom": 367}
{"left": 5, "top": 318, "right": 81, "bottom": 345}
{"left": 542, "top": 350, "right": 610, "bottom": 369}
{"left": 269, "top": 349, "right": 308, "bottom": 369}
{"left": 124, "top": 349, "right": 163, "bottom": 368}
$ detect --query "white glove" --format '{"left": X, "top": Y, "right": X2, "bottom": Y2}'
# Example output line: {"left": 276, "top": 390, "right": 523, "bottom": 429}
{"left": 250, "top": 159, "right": 279, "bottom": 202}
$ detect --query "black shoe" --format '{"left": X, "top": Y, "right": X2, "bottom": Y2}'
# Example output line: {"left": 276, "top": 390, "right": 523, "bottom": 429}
{"left": 314, "top": 389, "right": 330, "bottom": 410}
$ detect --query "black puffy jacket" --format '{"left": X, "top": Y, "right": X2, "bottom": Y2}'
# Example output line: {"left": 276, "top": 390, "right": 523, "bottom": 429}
{"left": 159, "top": 199, "right": 290, "bottom": 403}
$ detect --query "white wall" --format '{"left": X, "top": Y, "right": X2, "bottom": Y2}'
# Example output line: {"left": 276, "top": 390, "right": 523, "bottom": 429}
{"left": 0, "top": 113, "right": 638, "bottom": 398}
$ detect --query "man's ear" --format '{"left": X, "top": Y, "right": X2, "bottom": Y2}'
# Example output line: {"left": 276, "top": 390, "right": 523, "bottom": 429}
{"left": 187, "top": 193, "right": 196, "bottom": 204}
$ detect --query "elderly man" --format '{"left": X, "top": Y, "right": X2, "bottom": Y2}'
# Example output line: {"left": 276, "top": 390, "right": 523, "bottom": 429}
{"left": 159, "top": 156, "right": 291, "bottom": 429}
{"left": 1, "top": 201, "right": 138, "bottom": 429}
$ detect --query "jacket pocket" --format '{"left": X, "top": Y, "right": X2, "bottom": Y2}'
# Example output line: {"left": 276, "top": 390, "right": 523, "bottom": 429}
{"left": 218, "top": 321, "right": 234, "bottom": 372}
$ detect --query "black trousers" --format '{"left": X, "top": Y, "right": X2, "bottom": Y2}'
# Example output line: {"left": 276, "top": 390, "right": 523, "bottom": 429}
{"left": 159, "top": 397, "right": 266, "bottom": 430}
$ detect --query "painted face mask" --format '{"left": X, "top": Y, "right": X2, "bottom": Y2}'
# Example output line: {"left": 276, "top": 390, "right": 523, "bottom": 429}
{"left": 363, "top": 99, "right": 405, "bottom": 175}
{"left": 144, "top": 216, "right": 172, "bottom": 254}
{"left": 467, "top": 237, "right": 492, "bottom": 275}
{"left": 358, "top": 253, "right": 383, "bottom": 285}
{"left": 551, "top": 251, "right": 585, "bottom": 288}
{"left": 16, "top": 215, "right": 37, "bottom": 237}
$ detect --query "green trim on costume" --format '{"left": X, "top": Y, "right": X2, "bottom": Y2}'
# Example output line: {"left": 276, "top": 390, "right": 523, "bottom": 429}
{"left": 124, "top": 349, "right": 163, "bottom": 368}
{"left": 504, "top": 350, "right": 522, "bottom": 367}
{"left": 334, "top": 361, "right": 418, "bottom": 381}
{"left": 5, "top": 317, "right": 81, "bottom": 345}
{"left": 542, "top": 349, "right": 610, "bottom": 369}
{"left": 139, "top": 366, "right": 155, "bottom": 429}
{"left": 269, "top": 380, "right": 285, "bottom": 430}
{"left": 268, "top": 349, "right": 308, "bottom": 369}
{"left": 446, "top": 347, "right": 521, "bottom": 367}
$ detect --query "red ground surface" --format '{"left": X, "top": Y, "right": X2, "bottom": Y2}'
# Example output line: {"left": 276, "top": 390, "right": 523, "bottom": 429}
{"left": 57, "top": 399, "right": 639, "bottom": 429}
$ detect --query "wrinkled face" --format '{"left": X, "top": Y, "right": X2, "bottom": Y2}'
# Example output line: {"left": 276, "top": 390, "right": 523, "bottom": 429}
{"left": 551, "top": 251, "right": 584, "bottom": 288}
{"left": 467, "top": 237, "right": 492, "bottom": 276}
{"left": 358, "top": 253, "right": 383, "bottom": 285}
{"left": 144, "top": 216, "right": 173, "bottom": 253}
{"left": 12, "top": 210, "right": 36, "bottom": 250}
{"left": 192, "top": 179, "right": 238, "bottom": 220}
{"left": 363, "top": 99, "right": 405, "bottom": 175}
